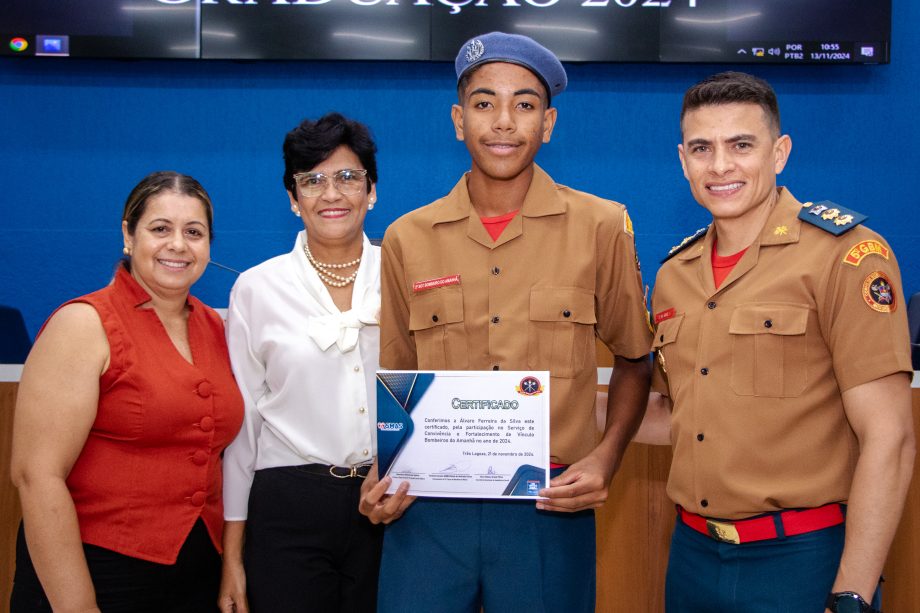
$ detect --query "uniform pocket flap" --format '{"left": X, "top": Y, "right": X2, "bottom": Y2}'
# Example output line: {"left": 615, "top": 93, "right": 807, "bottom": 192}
{"left": 409, "top": 288, "right": 464, "bottom": 331}
{"left": 729, "top": 303, "right": 809, "bottom": 336}
{"left": 529, "top": 287, "right": 597, "bottom": 324}
{"left": 652, "top": 314, "right": 684, "bottom": 349}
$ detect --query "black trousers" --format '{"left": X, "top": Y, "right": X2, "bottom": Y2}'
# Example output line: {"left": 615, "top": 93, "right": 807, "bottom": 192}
{"left": 11, "top": 519, "right": 220, "bottom": 613}
{"left": 244, "top": 465, "right": 384, "bottom": 613}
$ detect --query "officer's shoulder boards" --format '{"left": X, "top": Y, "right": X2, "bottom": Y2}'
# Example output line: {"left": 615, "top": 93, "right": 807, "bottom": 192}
{"left": 661, "top": 226, "right": 708, "bottom": 263}
{"left": 797, "top": 200, "right": 867, "bottom": 236}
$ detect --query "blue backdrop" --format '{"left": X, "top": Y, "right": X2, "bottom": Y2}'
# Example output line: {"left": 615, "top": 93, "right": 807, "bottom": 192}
{"left": 2, "top": 2, "right": 918, "bottom": 341}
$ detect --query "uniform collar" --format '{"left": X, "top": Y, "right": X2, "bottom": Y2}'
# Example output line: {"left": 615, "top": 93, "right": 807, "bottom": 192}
{"left": 431, "top": 164, "right": 566, "bottom": 249}
{"left": 674, "top": 187, "right": 805, "bottom": 297}
{"left": 431, "top": 164, "right": 566, "bottom": 226}
{"left": 757, "top": 187, "right": 804, "bottom": 247}
{"left": 675, "top": 186, "right": 802, "bottom": 264}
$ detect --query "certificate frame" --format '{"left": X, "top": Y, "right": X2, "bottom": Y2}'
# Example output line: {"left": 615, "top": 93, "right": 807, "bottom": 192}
{"left": 375, "top": 370, "right": 550, "bottom": 499}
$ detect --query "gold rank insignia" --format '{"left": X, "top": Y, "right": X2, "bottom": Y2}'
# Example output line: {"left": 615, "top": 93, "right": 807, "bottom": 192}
{"left": 773, "top": 225, "right": 788, "bottom": 236}
{"left": 834, "top": 214, "right": 854, "bottom": 226}
{"left": 797, "top": 200, "right": 866, "bottom": 236}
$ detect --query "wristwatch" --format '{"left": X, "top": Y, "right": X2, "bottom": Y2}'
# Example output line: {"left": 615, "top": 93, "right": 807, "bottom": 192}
{"left": 825, "top": 591, "right": 880, "bottom": 613}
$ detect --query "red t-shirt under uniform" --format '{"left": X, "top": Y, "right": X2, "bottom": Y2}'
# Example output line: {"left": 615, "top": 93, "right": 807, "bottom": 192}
{"left": 58, "top": 265, "right": 244, "bottom": 564}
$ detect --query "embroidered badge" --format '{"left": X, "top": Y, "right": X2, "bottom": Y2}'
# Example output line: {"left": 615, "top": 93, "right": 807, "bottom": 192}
{"left": 773, "top": 225, "right": 788, "bottom": 236}
{"left": 861, "top": 271, "right": 896, "bottom": 313}
{"left": 465, "top": 39, "right": 485, "bottom": 63}
{"left": 516, "top": 376, "right": 544, "bottom": 396}
{"left": 654, "top": 308, "right": 675, "bottom": 324}
{"left": 413, "top": 274, "right": 461, "bottom": 293}
{"left": 844, "top": 240, "right": 889, "bottom": 267}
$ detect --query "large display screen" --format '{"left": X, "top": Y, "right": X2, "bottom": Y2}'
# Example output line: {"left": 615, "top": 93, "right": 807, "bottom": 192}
{"left": 0, "top": 0, "right": 891, "bottom": 64}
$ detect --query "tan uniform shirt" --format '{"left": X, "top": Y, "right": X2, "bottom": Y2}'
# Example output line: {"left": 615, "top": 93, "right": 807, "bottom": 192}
{"left": 380, "top": 165, "right": 652, "bottom": 464}
{"left": 651, "top": 188, "right": 912, "bottom": 519}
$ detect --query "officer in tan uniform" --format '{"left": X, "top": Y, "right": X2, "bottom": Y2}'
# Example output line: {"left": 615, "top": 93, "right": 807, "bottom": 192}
{"left": 359, "top": 32, "right": 652, "bottom": 612}
{"left": 638, "top": 72, "right": 915, "bottom": 613}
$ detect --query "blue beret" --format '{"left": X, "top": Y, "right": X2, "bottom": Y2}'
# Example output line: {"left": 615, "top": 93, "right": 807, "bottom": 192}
{"left": 455, "top": 32, "right": 567, "bottom": 99}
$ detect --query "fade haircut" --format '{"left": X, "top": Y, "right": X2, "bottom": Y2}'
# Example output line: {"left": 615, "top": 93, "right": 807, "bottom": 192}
{"left": 681, "top": 71, "right": 781, "bottom": 138}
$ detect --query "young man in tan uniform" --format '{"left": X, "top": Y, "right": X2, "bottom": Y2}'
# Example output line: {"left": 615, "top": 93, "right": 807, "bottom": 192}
{"left": 640, "top": 72, "right": 915, "bottom": 613}
{"left": 359, "top": 32, "right": 652, "bottom": 612}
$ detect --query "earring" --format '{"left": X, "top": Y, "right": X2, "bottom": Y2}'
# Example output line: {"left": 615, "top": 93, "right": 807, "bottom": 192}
{"left": 368, "top": 196, "right": 376, "bottom": 211}
{"left": 123, "top": 247, "right": 131, "bottom": 256}
{"left": 292, "top": 206, "right": 301, "bottom": 218}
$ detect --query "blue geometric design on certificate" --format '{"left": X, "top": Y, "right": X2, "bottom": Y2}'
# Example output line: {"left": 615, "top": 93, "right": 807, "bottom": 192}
{"left": 377, "top": 372, "right": 417, "bottom": 408}
{"left": 375, "top": 372, "right": 435, "bottom": 476}
{"left": 501, "top": 464, "right": 546, "bottom": 497}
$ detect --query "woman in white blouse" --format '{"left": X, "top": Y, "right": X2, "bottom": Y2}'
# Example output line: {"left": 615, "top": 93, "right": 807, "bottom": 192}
{"left": 218, "top": 114, "right": 383, "bottom": 613}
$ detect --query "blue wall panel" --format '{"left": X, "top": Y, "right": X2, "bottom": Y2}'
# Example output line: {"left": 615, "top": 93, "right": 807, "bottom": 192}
{"left": 1, "top": 2, "right": 918, "bottom": 341}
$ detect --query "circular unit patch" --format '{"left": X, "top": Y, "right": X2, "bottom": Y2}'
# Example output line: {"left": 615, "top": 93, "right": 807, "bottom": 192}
{"left": 861, "top": 271, "right": 896, "bottom": 313}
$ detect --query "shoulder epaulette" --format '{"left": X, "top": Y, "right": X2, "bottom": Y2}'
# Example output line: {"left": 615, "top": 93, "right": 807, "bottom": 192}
{"left": 797, "top": 200, "right": 867, "bottom": 236}
{"left": 661, "top": 226, "right": 708, "bottom": 263}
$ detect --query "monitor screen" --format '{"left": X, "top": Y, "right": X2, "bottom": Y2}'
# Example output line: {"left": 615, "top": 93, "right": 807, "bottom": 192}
{"left": 0, "top": 0, "right": 891, "bottom": 64}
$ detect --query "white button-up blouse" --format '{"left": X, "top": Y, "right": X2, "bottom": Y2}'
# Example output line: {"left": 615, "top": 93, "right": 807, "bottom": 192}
{"left": 222, "top": 231, "right": 380, "bottom": 520}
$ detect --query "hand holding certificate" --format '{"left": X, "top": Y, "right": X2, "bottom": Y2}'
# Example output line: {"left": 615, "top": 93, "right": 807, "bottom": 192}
{"left": 376, "top": 371, "right": 550, "bottom": 499}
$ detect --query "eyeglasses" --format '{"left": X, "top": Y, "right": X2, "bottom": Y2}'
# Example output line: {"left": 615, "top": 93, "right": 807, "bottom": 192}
{"left": 292, "top": 169, "right": 369, "bottom": 198}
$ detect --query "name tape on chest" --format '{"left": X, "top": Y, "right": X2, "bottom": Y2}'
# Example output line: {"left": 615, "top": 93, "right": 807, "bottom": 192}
{"left": 413, "top": 274, "right": 461, "bottom": 293}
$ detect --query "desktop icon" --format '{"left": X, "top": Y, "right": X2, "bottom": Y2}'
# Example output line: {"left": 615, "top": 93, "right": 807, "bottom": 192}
{"left": 9, "top": 37, "right": 28, "bottom": 52}
{"left": 35, "top": 35, "right": 69, "bottom": 56}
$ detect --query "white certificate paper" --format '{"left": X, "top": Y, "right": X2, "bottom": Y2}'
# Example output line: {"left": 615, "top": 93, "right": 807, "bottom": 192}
{"left": 375, "top": 371, "right": 550, "bottom": 499}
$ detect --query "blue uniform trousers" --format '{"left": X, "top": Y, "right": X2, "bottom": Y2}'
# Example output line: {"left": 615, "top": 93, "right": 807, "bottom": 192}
{"left": 665, "top": 513, "right": 881, "bottom": 613}
{"left": 377, "top": 494, "right": 595, "bottom": 613}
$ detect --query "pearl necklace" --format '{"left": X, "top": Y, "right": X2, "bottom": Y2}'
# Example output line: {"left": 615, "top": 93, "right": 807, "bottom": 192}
{"left": 303, "top": 240, "right": 362, "bottom": 288}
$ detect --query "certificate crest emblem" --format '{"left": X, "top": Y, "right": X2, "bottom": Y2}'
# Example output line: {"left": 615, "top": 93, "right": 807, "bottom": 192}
{"left": 516, "top": 375, "right": 544, "bottom": 396}
{"left": 465, "top": 38, "right": 485, "bottom": 63}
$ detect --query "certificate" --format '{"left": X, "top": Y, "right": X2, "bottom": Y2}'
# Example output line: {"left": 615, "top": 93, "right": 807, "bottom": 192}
{"left": 375, "top": 370, "right": 550, "bottom": 499}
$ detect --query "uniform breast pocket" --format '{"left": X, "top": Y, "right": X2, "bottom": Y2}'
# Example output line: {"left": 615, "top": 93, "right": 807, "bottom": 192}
{"left": 651, "top": 314, "right": 685, "bottom": 393}
{"left": 527, "top": 287, "right": 596, "bottom": 379}
{"left": 729, "top": 303, "right": 810, "bottom": 398}
{"left": 408, "top": 288, "right": 469, "bottom": 370}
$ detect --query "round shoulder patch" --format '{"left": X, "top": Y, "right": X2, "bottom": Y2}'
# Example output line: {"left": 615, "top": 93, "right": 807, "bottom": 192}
{"left": 861, "top": 271, "right": 897, "bottom": 313}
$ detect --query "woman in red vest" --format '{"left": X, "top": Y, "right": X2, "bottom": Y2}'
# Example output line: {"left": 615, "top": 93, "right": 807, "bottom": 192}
{"left": 10, "top": 171, "right": 244, "bottom": 612}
